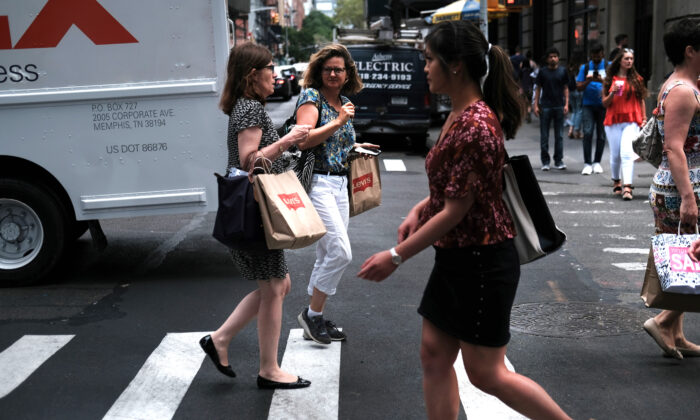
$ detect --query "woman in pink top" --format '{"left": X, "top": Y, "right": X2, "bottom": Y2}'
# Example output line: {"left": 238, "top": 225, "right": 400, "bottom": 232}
{"left": 602, "top": 49, "right": 647, "bottom": 200}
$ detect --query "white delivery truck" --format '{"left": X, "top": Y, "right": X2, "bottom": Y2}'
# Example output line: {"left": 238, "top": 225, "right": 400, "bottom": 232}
{"left": 0, "top": 0, "right": 231, "bottom": 286}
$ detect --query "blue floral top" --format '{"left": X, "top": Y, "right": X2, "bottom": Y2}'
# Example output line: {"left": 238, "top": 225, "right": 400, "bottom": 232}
{"left": 296, "top": 88, "right": 356, "bottom": 172}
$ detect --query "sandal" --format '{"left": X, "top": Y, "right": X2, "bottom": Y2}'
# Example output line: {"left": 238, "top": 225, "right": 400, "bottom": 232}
{"left": 612, "top": 180, "right": 622, "bottom": 195}
{"left": 622, "top": 185, "right": 634, "bottom": 201}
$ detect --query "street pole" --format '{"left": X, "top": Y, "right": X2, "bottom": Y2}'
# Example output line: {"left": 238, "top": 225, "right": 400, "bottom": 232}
{"left": 480, "top": 0, "right": 488, "bottom": 40}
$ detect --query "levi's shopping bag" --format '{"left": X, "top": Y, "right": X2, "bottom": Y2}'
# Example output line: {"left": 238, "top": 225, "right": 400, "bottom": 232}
{"left": 254, "top": 170, "right": 326, "bottom": 249}
{"left": 348, "top": 154, "right": 381, "bottom": 217}
{"left": 651, "top": 226, "right": 700, "bottom": 294}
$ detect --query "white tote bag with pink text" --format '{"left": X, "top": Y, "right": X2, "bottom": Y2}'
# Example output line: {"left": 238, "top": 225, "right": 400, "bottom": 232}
{"left": 651, "top": 226, "right": 700, "bottom": 294}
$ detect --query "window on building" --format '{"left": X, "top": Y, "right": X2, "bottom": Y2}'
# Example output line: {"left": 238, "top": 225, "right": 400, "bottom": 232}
{"left": 568, "top": 0, "right": 600, "bottom": 59}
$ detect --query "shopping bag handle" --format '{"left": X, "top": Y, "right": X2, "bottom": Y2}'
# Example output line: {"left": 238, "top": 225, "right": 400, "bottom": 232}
{"left": 677, "top": 222, "right": 700, "bottom": 235}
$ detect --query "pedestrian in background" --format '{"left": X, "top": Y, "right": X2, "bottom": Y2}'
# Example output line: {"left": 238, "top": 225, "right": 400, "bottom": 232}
{"left": 608, "top": 33, "right": 629, "bottom": 63}
{"left": 510, "top": 45, "right": 524, "bottom": 81}
{"left": 576, "top": 42, "right": 608, "bottom": 175}
{"left": 520, "top": 50, "right": 536, "bottom": 123}
{"left": 294, "top": 44, "right": 379, "bottom": 345}
{"left": 358, "top": 21, "right": 571, "bottom": 420}
{"left": 567, "top": 49, "right": 585, "bottom": 139}
{"left": 643, "top": 18, "right": 700, "bottom": 360}
{"left": 199, "top": 42, "right": 312, "bottom": 390}
{"left": 602, "top": 48, "right": 647, "bottom": 201}
{"left": 534, "top": 47, "right": 569, "bottom": 171}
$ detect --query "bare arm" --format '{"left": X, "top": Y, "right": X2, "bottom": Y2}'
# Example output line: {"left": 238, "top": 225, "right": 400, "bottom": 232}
{"left": 358, "top": 193, "right": 474, "bottom": 282}
{"left": 237, "top": 124, "right": 310, "bottom": 171}
{"left": 533, "top": 86, "right": 542, "bottom": 116}
{"left": 295, "top": 101, "right": 354, "bottom": 150}
{"left": 564, "top": 85, "right": 569, "bottom": 114}
{"left": 662, "top": 87, "right": 700, "bottom": 225}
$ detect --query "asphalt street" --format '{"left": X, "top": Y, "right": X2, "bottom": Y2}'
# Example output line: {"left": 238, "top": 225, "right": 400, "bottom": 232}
{"left": 1, "top": 96, "right": 700, "bottom": 420}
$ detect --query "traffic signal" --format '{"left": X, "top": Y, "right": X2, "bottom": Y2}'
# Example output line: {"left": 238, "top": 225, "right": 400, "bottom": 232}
{"left": 506, "top": 0, "right": 532, "bottom": 6}
{"left": 271, "top": 10, "right": 279, "bottom": 25}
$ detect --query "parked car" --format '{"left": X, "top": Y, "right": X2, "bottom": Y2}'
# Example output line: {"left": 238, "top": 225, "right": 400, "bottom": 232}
{"left": 269, "top": 67, "right": 293, "bottom": 101}
{"left": 293, "top": 62, "right": 308, "bottom": 79}
{"left": 277, "top": 65, "right": 301, "bottom": 94}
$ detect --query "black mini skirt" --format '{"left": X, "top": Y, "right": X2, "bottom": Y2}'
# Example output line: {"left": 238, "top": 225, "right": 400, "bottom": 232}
{"left": 417, "top": 240, "right": 520, "bottom": 347}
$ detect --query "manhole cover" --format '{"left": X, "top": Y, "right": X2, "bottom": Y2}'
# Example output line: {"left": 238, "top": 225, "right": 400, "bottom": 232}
{"left": 511, "top": 302, "right": 650, "bottom": 338}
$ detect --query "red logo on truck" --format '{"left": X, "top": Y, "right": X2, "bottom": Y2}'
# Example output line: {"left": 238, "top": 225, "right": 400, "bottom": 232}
{"left": 352, "top": 173, "right": 374, "bottom": 193}
{"left": 278, "top": 193, "right": 305, "bottom": 211}
{"left": 0, "top": 0, "right": 138, "bottom": 49}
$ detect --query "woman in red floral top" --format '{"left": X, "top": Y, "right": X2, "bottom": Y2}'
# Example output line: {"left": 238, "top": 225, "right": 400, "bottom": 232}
{"left": 358, "top": 21, "right": 570, "bottom": 420}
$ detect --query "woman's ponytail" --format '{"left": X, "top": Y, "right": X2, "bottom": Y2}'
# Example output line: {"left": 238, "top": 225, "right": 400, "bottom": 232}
{"left": 482, "top": 45, "right": 525, "bottom": 139}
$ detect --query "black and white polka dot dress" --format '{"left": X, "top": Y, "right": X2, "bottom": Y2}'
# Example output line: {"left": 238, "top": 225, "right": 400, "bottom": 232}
{"left": 225, "top": 98, "right": 288, "bottom": 281}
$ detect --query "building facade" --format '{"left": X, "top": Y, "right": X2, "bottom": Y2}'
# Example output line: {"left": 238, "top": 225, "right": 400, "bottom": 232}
{"left": 492, "top": 0, "right": 699, "bottom": 101}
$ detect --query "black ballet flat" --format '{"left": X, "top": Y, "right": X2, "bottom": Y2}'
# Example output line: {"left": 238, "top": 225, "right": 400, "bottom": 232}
{"left": 257, "top": 375, "right": 311, "bottom": 390}
{"left": 199, "top": 335, "right": 236, "bottom": 378}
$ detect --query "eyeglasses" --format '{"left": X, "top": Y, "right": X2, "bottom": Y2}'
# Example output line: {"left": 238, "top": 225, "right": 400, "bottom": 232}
{"left": 257, "top": 64, "right": 274, "bottom": 72}
{"left": 322, "top": 67, "right": 346, "bottom": 75}
{"left": 622, "top": 48, "right": 634, "bottom": 54}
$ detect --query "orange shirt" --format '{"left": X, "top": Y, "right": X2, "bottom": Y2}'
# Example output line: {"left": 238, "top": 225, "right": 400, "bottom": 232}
{"left": 603, "top": 75, "right": 645, "bottom": 127}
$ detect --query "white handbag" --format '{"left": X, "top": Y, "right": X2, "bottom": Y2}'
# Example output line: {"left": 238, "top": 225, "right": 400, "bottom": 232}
{"left": 651, "top": 224, "right": 700, "bottom": 294}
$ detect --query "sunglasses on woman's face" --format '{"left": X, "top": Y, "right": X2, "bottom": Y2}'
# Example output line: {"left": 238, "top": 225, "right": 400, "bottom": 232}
{"left": 257, "top": 64, "right": 274, "bottom": 72}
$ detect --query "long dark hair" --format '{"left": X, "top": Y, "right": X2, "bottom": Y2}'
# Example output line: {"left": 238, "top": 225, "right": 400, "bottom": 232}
{"left": 603, "top": 49, "right": 647, "bottom": 101}
{"left": 219, "top": 42, "right": 272, "bottom": 115}
{"left": 425, "top": 21, "right": 524, "bottom": 139}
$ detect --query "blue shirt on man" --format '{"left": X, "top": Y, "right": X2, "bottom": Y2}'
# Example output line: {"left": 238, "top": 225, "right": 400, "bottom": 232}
{"left": 576, "top": 60, "right": 607, "bottom": 107}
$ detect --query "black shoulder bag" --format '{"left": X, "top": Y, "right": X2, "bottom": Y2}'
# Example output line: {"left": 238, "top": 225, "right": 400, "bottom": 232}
{"left": 280, "top": 98, "right": 323, "bottom": 192}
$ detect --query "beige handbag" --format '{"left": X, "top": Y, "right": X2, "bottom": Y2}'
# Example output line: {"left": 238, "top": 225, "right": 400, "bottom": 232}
{"left": 348, "top": 154, "right": 382, "bottom": 217}
{"left": 254, "top": 170, "right": 326, "bottom": 249}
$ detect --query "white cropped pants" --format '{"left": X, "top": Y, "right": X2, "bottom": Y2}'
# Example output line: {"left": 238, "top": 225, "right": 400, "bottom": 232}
{"left": 307, "top": 174, "right": 352, "bottom": 296}
{"left": 604, "top": 122, "right": 640, "bottom": 185}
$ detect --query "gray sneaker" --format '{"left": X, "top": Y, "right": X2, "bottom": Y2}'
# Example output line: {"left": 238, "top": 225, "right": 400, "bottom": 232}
{"left": 303, "top": 320, "right": 346, "bottom": 341}
{"left": 297, "top": 307, "right": 331, "bottom": 345}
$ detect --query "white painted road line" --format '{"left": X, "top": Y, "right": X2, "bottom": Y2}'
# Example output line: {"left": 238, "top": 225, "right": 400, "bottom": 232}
{"left": 103, "top": 332, "right": 206, "bottom": 420}
{"left": 268, "top": 328, "right": 342, "bottom": 420}
{"left": 612, "top": 262, "right": 648, "bottom": 271}
{"left": 136, "top": 213, "right": 207, "bottom": 274}
{"left": 383, "top": 159, "right": 407, "bottom": 172}
{"left": 0, "top": 335, "right": 75, "bottom": 399}
{"left": 454, "top": 352, "right": 526, "bottom": 419}
{"left": 603, "top": 248, "right": 649, "bottom": 254}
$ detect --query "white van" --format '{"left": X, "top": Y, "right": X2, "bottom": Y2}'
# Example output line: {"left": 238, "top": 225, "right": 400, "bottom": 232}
{"left": 0, "top": 0, "right": 231, "bottom": 286}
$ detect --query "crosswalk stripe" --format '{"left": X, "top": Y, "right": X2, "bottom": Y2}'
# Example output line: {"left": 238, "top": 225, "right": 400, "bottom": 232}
{"left": 0, "top": 335, "right": 74, "bottom": 399}
{"left": 102, "top": 332, "right": 206, "bottom": 420}
{"left": 612, "top": 262, "right": 648, "bottom": 271}
{"left": 268, "top": 328, "right": 342, "bottom": 420}
{"left": 603, "top": 248, "right": 648, "bottom": 254}
{"left": 454, "top": 353, "right": 526, "bottom": 419}
{"left": 383, "top": 159, "right": 407, "bottom": 172}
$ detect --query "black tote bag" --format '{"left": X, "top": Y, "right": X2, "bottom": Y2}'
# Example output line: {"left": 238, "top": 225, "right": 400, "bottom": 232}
{"left": 502, "top": 154, "right": 566, "bottom": 264}
{"left": 212, "top": 172, "right": 266, "bottom": 251}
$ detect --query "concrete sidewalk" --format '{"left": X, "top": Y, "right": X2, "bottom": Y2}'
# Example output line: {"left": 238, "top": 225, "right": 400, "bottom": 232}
{"left": 505, "top": 116, "right": 657, "bottom": 192}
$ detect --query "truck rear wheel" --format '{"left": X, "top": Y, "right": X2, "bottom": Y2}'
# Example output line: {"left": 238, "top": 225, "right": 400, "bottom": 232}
{"left": 0, "top": 179, "right": 66, "bottom": 287}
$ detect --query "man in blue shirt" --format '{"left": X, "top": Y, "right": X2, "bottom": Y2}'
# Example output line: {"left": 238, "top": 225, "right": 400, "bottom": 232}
{"left": 534, "top": 47, "right": 569, "bottom": 171}
{"left": 576, "top": 42, "right": 607, "bottom": 175}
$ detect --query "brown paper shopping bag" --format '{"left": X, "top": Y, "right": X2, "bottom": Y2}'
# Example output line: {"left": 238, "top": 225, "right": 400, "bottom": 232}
{"left": 254, "top": 170, "right": 326, "bottom": 249}
{"left": 348, "top": 155, "right": 381, "bottom": 217}
{"left": 641, "top": 248, "right": 700, "bottom": 312}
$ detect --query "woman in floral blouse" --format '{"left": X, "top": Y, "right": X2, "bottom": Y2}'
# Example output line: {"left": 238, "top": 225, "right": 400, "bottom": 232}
{"left": 294, "top": 44, "right": 378, "bottom": 345}
{"left": 358, "top": 21, "right": 570, "bottom": 420}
